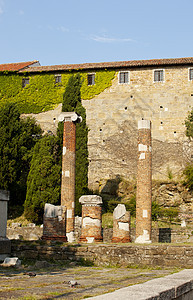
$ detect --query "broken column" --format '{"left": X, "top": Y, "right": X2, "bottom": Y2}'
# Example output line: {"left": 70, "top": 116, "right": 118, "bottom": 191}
{"left": 135, "top": 120, "right": 152, "bottom": 243}
{"left": 112, "top": 204, "right": 131, "bottom": 243}
{"left": 79, "top": 195, "right": 103, "bottom": 243}
{"left": 59, "top": 112, "right": 82, "bottom": 243}
{"left": 42, "top": 203, "right": 67, "bottom": 241}
{"left": 0, "top": 190, "right": 11, "bottom": 261}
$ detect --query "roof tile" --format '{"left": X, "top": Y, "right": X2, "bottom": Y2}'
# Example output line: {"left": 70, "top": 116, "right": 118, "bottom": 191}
{"left": 19, "top": 57, "right": 193, "bottom": 73}
{"left": 0, "top": 60, "right": 40, "bottom": 72}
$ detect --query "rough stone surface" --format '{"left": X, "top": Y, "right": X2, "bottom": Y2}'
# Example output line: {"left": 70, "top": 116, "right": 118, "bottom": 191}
{"left": 42, "top": 204, "right": 67, "bottom": 241}
{"left": 10, "top": 241, "right": 193, "bottom": 268}
{"left": 112, "top": 204, "right": 131, "bottom": 243}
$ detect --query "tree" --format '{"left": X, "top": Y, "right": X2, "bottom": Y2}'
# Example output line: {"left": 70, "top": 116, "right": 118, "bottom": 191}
{"left": 0, "top": 102, "right": 42, "bottom": 205}
{"left": 185, "top": 109, "right": 193, "bottom": 138}
{"left": 184, "top": 109, "right": 193, "bottom": 189}
{"left": 24, "top": 135, "right": 61, "bottom": 223}
{"left": 58, "top": 73, "right": 89, "bottom": 215}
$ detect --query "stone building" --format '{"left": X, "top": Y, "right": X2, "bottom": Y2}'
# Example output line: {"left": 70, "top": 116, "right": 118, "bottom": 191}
{"left": 1, "top": 57, "right": 193, "bottom": 190}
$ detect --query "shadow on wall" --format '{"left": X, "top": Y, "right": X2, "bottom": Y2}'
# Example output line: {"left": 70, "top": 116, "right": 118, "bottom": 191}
{"left": 100, "top": 175, "right": 122, "bottom": 212}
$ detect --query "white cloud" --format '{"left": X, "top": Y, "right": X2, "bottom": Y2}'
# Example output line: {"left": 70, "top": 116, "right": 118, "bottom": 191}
{"left": 90, "top": 35, "right": 134, "bottom": 43}
{"left": 57, "top": 26, "right": 69, "bottom": 33}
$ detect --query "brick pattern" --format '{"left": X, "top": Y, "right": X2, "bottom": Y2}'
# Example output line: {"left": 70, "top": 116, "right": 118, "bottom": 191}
{"left": 112, "top": 211, "right": 131, "bottom": 243}
{"left": 136, "top": 121, "right": 152, "bottom": 242}
{"left": 80, "top": 205, "right": 103, "bottom": 242}
{"left": 42, "top": 215, "right": 67, "bottom": 241}
{"left": 61, "top": 121, "right": 76, "bottom": 235}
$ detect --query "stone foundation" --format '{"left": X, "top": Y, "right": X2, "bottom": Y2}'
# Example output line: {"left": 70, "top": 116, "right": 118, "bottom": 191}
{"left": 112, "top": 204, "right": 131, "bottom": 243}
{"left": 79, "top": 195, "right": 103, "bottom": 243}
{"left": 42, "top": 203, "right": 67, "bottom": 241}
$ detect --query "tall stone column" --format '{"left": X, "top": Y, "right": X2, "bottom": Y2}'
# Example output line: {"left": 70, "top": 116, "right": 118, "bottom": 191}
{"left": 79, "top": 195, "right": 103, "bottom": 243}
{"left": 59, "top": 112, "right": 82, "bottom": 243}
{"left": 135, "top": 120, "right": 152, "bottom": 243}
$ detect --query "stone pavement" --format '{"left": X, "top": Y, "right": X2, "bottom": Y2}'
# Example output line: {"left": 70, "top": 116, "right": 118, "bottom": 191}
{"left": 0, "top": 262, "right": 179, "bottom": 299}
{"left": 87, "top": 269, "right": 193, "bottom": 300}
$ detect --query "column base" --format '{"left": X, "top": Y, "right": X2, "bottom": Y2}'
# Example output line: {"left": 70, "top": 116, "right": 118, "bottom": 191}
{"left": 79, "top": 235, "right": 103, "bottom": 243}
{"left": 0, "top": 238, "right": 11, "bottom": 262}
{"left": 41, "top": 235, "right": 67, "bottom": 242}
{"left": 112, "top": 237, "right": 131, "bottom": 243}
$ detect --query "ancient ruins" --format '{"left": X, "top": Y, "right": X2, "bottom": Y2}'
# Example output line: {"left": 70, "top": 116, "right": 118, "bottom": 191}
{"left": 135, "top": 120, "right": 152, "bottom": 243}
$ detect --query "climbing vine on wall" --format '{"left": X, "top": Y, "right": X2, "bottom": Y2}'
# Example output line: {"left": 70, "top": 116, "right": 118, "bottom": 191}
{"left": 0, "top": 70, "right": 115, "bottom": 114}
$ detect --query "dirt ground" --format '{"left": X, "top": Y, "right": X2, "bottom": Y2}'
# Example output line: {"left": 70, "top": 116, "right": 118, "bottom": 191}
{"left": 0, "top": 260, "right": 181, "bottom": 300}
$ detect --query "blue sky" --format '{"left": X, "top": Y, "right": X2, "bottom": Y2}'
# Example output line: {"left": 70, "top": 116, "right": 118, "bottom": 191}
{"left": 0, "top": 0, "right": 193, "bottom": 66}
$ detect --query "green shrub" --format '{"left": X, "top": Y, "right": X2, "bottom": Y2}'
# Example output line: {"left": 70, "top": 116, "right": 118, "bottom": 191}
{"left": 183, "top": 164, "right": 193, "bottom": 190}
{"left": 0, "top": 102, "right": 42, "bottom": 205}
{"left": 24, "top": 135, "right": 61, "bottom": 223}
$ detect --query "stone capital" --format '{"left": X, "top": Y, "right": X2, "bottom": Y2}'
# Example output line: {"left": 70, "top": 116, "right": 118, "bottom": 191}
{"left": 79, "top": 195, "right": 102, "bottom": 206}
{"left": 58, "top": 112, "right": 82, "bottom": 123}
{"left": 0, "top": 190, "right": 10, "bottom": 201}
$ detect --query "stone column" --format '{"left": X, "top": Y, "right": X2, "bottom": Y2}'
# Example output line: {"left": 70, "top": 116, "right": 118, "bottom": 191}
{"left": 0, "top": 190, "right": 11, "bottom": 260}
{"left": 135, "top": 120, "right": 152, "bottom": 243}
{"left": 42, "top": 203, "right": 67, "bottom": 241}
{"left": 59, "top": 112, "right": 82, "bottom": 243}
{"left": 79, "top": 195, "right": 103, "bottom": 243}
{"left": 112, "top": 204, "right": 131, "bottom": 243}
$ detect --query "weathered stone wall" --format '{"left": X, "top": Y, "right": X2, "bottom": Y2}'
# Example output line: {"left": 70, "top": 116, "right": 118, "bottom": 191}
{"left": 83, "top": 66, "right": 193, "bottom": 190}
{"left": 11, "top": 240, "right": 193, "bottom": 268}
{"left": 22, "top": 65, "right": 193, "bottom": 192}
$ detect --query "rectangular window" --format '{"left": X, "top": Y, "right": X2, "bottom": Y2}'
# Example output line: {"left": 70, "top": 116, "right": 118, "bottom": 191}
{"left": 87, "top": 73, "right": 95, "bottom": 86}
{"left": 154, "top": 70, "right": 164, "bottom": 82}
{"left": 119, "top": 71, "right": 129, "bottom": 84}
{"left": 55, "top": 74, "right": 62, "bottom": 84}
{"left": 189, "top": 69, "right": 193, "bottom": 81}
{"left": 22, "top": 78, "right": 29, "bottom": 88}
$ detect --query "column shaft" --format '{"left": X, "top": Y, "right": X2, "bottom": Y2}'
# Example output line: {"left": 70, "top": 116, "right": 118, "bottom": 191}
{"left": 135, "top": 120, "right": 152, "bottom": 243}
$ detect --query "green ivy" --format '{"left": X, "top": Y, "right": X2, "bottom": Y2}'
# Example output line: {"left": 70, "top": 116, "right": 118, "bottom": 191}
{"left": 0, "top": 70, "right": 115, "bottom": 114}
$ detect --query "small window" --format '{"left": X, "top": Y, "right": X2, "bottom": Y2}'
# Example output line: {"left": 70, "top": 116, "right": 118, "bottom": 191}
{"left": 55, "top": 74, "right": 62, "bottom": 84}
{"left": 154, "top": 70, "right": 164, "bottom": 82}
{"left": 119, "top": 71, "right": 129, "bottom": 84}
{"left": 22, "top": 78, "right": 29, "bottom": 88}
{"left": 87, "top": 73, "right": 95, "bottom": 86}
{"left": 189, "top": 69, "right": 193, "bottom": 81}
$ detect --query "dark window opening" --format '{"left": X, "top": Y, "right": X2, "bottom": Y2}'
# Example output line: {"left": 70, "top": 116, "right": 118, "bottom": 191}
{"left": 154, "top": 70, "right": 164, "bottom": 82}
{"left": 88, "top": 74, "right": 95, "bottom": 86}
{"left": 119, "top": 71, "right": 129, "bottom": 84}
{"left": 55, "top": 75, "right": 62, "bottom": 84}
{"left": 189, "top": 69, "right": 193, "bottom": 81}
{"left": 22, "top": 78, "right": 29, "bottom": 88}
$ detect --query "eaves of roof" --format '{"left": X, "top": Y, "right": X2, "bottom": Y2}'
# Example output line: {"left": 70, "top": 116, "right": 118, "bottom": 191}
{"left": 0, "top": 60, "right": 40, "bottom": 72}
{"left": 19, "top": 57, "right": 193, "bottom": 73}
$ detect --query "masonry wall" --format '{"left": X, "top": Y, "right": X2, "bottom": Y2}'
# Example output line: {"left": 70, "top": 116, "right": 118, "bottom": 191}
{"left": 82, "top": 65, "right": 193, "bottom": 190}
{"left": 11, "top": 240, "right": 193, "bottom": 268}
{"left": 21, "top": 65, "right": 193, "bottom": 190}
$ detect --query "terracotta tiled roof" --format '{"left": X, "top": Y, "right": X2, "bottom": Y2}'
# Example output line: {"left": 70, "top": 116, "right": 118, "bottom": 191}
{"left": 0, "top": 60, "right": 40, "bottom": 71}
{"left": 19, "top": 57, "right": 193, "bottom": 73}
